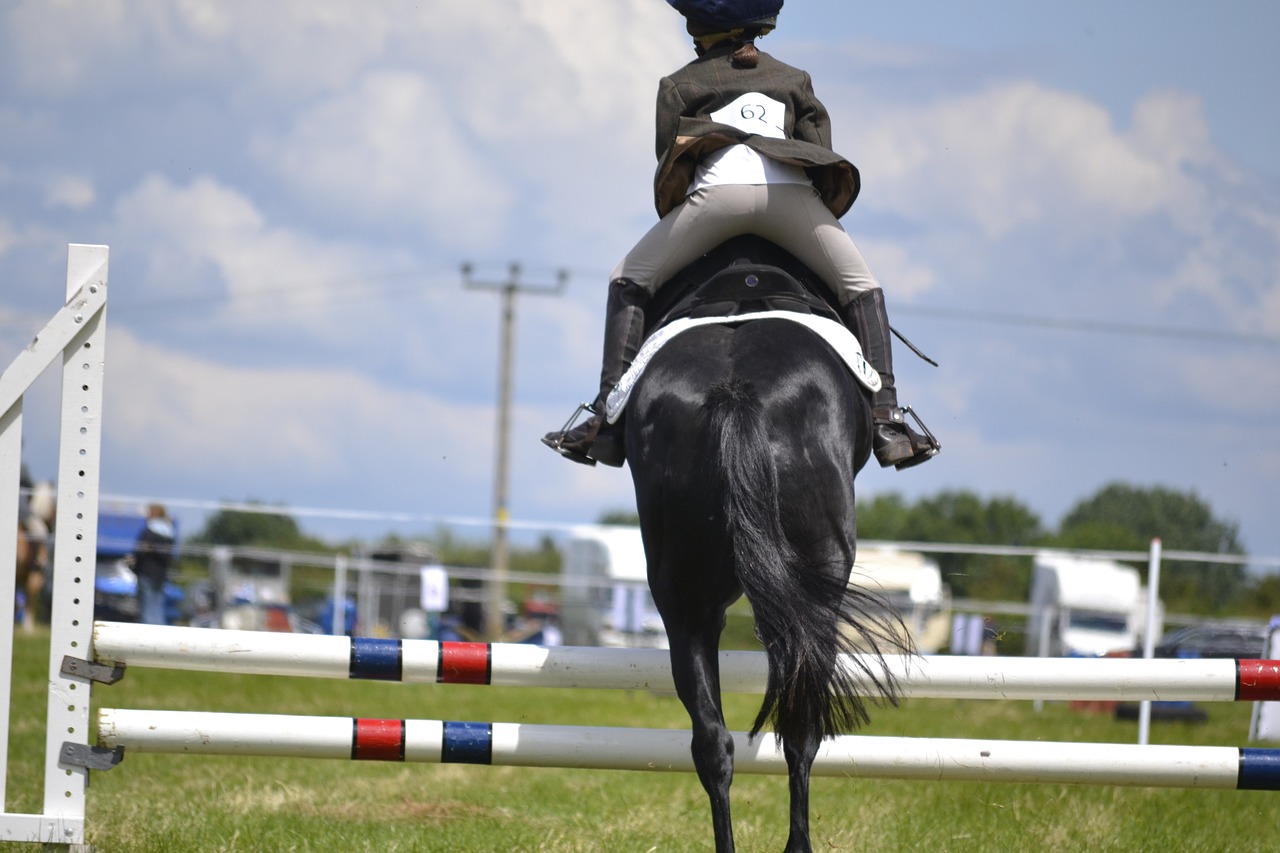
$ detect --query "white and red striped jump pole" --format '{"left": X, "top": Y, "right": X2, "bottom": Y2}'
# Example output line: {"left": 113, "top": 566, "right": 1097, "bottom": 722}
{"left": 92, "top": 621, "right": 1280, "bottom": 703}
{"left": 96, "top": 708, "right": 1280, "bottom": 791}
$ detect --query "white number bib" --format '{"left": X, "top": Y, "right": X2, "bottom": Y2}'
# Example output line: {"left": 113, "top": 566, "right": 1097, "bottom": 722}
{"left": 710, "top": 92, "right": 787, "bottom": 139}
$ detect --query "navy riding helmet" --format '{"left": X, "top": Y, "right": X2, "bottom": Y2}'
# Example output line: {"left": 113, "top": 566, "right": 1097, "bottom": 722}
{"left": 667, "top": 0, "right": 784, "bottom": 31}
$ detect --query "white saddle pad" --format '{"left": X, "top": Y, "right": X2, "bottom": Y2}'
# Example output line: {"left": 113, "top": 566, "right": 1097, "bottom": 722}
{"left": 604, "top": 310, "right": 881, "bottom": 424}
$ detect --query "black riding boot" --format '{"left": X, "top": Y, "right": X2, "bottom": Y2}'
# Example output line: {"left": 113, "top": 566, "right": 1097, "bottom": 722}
{"left": 843, "top": 288, "right": 940, "bottom": 469}
{"left": 542, "top": 279, "right": 649, "bottom": 467}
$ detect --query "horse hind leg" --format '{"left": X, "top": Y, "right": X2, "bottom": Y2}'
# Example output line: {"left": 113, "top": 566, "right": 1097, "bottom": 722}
{"left": 667, "top": 626, "right": 736, "bottom": 852}
{"left": 782, "top": 729, "right": 821, "bottom": 853}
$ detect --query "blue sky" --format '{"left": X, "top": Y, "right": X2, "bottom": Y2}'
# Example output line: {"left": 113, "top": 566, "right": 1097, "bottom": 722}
{"left": 2, "top": 1, "right": 1278, "bottom": 568}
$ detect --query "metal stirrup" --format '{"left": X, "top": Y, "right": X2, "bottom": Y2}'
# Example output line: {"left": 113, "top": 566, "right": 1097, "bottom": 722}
{"left": 546, "top": 402, "right": 595, "bottom": 449}
{"left": 901, "top": 405, "right": 940, "bottom": 451}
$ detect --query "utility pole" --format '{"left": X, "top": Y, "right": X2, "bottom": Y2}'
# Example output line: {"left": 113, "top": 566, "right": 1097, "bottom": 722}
{"left": 463, "top": 263, "right": 567, "bottom": 641}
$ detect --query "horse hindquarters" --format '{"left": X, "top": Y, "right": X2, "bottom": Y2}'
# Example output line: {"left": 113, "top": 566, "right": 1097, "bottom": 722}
{"left": 709, "top": 326, "right": 892, "bottom": 745}
{"left": 628, "top": 322, "right": 905, "bottom": 853}
{"left": 702, "top": 378, "right": 836, "bottom": 853}
{"left": 704, "top": 339, "right": 890, "bottom": 853}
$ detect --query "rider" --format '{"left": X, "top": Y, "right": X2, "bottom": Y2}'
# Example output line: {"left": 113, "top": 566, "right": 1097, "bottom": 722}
{"left": 543, "top": 0, "right": 938, "bottom": 471}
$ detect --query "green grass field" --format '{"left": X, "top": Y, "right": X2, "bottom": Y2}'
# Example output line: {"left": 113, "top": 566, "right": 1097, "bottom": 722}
{"left": 5, "top": 629, "right": 1276, "bottom": 851}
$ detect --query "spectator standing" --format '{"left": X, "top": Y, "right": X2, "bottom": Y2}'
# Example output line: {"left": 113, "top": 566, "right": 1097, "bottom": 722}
{"left": 132, "top": 504, "right": 175, "bottom": 625}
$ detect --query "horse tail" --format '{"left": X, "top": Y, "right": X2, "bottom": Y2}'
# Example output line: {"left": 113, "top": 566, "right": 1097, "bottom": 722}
{"left": 705, "top": 380, "right": 906, "bottom": 745}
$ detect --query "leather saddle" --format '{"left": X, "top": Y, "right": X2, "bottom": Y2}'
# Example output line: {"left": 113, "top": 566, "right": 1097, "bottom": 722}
{"left": 646, "top": 236, "right": 842, "bottom": 333}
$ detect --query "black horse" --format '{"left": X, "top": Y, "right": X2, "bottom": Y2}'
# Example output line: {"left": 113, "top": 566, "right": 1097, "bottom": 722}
{"left": 624, "top": 238, "right": 912, "bottom": 853}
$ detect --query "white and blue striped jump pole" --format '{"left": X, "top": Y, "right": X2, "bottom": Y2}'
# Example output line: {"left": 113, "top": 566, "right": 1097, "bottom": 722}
{"left": 96, "top": 708, "right": 1280, "bottom": 791}
{"left": 92, "top": 621, "right": 1280, "bottom": 703}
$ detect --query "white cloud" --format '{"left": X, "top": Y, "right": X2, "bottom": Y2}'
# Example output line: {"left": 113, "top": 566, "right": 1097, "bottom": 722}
{"left": 3, "top": 0, "right": 133, "bottom": 94}
{"left": 853, "top": 82, "right": 1180, "bottom": 237}
{"left": 2, "top": 1, "right": 684, "bottom": 126}
{"left": 86, "top": 320, "right": 643, "bottom": 525}
{"left": 44, "top": 174, "right": 96, "bottom": 211}
{"left": 839, "top": 79, "right": 1280, "bottom": 339}
{"left": 855, "top": 238, "right": 937, "bottom": 299}
{"left": 1263, "top": 283, "right": 1280, "bottom": 336}
{"left": 254, "top": 71, "right": 512, "bottom": 248}
{"left": 1128, "top": 90, "right": 1215, "bottom": 180}
{"left": 1, "top": 0, "right": 687, "bottom": 267}
{"left": 103, "top": 327, "right": 494, "bottom": 496}
{"left": 111, "top": 174, "right": 411, "bottom": 325}
{"left": 246, "top": 2, "right": 683, "bottom": 251}
{"left": 3, "top": 0, "right": 379, "bottom": 98}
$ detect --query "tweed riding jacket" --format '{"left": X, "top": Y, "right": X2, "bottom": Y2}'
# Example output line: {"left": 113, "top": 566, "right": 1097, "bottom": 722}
{"left": 652, "top": 43, "right": 860, "bottom": 219}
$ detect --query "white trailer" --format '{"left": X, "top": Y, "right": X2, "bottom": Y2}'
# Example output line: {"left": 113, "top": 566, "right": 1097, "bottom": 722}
{"left": 1028, "top": 551, "right": 1158, "bottom": 657}
{"left": 848, "top": 547, "right": 952, "bottom": 654}
{"left": 559, "top": 526, "right": 666, "bottom": 649}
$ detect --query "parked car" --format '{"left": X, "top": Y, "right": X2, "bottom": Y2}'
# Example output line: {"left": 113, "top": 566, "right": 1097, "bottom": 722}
{"left": 1149, "top": 622, "right": 1270, "bottom": 659}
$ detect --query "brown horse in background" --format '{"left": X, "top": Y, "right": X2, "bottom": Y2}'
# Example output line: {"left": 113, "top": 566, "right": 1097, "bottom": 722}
{"left": 15, "top": 480, "right": 54, "bottom": 632}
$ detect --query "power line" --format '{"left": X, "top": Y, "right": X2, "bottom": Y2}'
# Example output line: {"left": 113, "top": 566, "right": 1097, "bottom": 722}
{"left": 895, "top": 305, "right": 1280, "bottom": 346}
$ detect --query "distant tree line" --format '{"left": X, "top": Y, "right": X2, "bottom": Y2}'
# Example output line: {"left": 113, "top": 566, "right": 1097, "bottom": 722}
{"left": 603, "top": 482, "right": 1259, "bottom": 617}
{"left": 855, "top": 482, "right": 1252, "bottom": 616}
{"left": 186, "top": 502, "right": 330, "bottom": 553}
